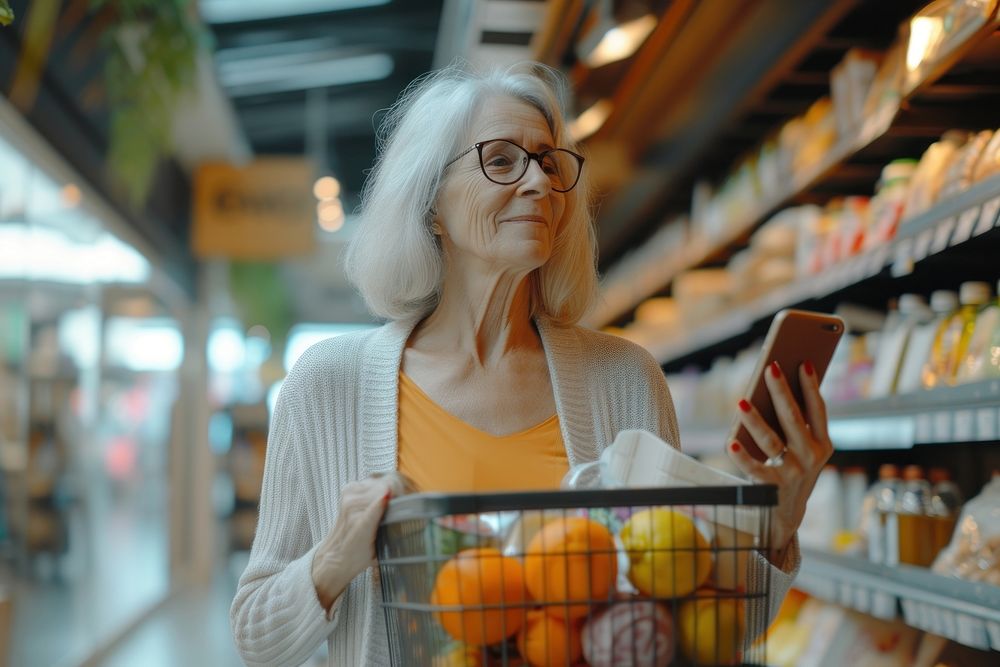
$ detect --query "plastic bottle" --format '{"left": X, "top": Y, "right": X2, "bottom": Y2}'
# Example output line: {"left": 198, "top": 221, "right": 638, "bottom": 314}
{"left": 896, "top": 464, "right": 933, "bottom": 566}
{"left": 799, "top": 465, "right": 843, "bottom": 549}
{"left": 947, "top": 282, "right": 992, "bottom": 383}
{"left": 957, "top": 278, "right": 1000, "bottom": 383}
{"left": 896, "top": 291, "right": 958, "bottom": 394}
{"left": 868, "top": 294, "right": 932, "bottom": 398}
{"left": 924, "top": 282, "right": 991, "bottom": 388}
{"left": 928, "top": 467, "right": 963, "bottom": 556}
{"left": 863, "top": 463, "right": 900, "bottom": 564}
{"left": 841, "top": 466, "right": 869, "bottom": 535}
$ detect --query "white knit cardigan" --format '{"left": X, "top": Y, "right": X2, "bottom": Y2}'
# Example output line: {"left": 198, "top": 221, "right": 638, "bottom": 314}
{"left": 230, "top": 316, "right": 800, "bottom": 666}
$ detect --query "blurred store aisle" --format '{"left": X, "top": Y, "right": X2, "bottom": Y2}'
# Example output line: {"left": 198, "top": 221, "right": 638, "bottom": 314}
{"left": 94, "top": 565, "right": 242, "bottom": 667}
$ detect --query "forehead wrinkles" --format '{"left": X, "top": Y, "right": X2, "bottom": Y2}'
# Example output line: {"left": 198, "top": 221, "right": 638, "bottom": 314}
{"left": 470, "top": 99, "right": 555, "bottom": 149}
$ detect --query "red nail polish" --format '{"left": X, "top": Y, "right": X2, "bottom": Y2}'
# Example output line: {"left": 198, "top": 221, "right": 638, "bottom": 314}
{"left": 738, "top": 399, "right": 752, "bottom": 413}
{"left": 803, "top": 360, "right": 815, "bottom": 376}
{"left": 730, "top": 442, "right": 741, "bottom": 453}
{"left": 770, "top": 361, "right": 781, "bottom": 378}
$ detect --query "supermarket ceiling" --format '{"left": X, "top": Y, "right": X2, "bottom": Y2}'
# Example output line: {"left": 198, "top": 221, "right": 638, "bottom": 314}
{"left": 204, "top": 0, "right": 930, "bottom": 269}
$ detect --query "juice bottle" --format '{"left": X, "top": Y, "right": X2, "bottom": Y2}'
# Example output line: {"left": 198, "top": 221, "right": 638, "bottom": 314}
{"left": 896, "top": 464, "right": 933, "bottom": 566}
{"left": 957, "top": 278, "right": 1000, "bottom": 383}
{"left": 921, "top": 286, "right": 981, "bottom": 389}
{"left": 944, "top": 281, "right": 992, "bottom": 384}
{"left": 896, "top": 291, "right": 957, "bottom": 394}
{"left": 927, "top": 467, "right": 962, "bottom": 557}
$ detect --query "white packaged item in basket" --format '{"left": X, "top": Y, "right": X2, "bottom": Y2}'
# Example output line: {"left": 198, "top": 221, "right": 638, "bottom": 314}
{"left": 600, "top": 429, "right": 763, "bottom": 590}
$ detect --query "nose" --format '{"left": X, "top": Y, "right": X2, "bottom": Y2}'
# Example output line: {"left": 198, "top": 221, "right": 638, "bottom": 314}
{"left": 516, "top": 156, "right": 552, "bottom": 198}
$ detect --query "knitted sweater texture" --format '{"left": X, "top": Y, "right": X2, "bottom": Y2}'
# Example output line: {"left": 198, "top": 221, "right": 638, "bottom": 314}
{"left": 230, "top": 316, "right": 799, "bottom": 666}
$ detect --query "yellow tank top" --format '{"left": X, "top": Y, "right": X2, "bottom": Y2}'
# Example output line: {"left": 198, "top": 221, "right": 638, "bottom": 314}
{"left": 397, "top": 372, "right": 568, "bottom": 493}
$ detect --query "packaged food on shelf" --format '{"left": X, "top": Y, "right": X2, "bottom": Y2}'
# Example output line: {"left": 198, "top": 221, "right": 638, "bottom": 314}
{"left": 794, "top": 97, "right": 839, "bottom": 173}
{"left": 972, "top": 127, "right": 1000, "bottom": 182}
{"left": 757, "top": 138, "right": 783, "bottom": 202}
{"left": 861, "top": 39, "right": 905, "bottom": 123}
{"left": 957, "top": 282, "right": 1000, "bottom": 383}
{"left": 799, "top": 465, "right": 843, "bottom": 550}
{"left": 830, "top": 48, "right": 882, "bottom": 138}
{"left": 939, "top": 129, "right": 994, "bottom": 200}
{"left": 896, "top": 290, "right": 958, "bottom": 394}
{"left": 868, "top": 294, "right": 933, "bottom": 398}
{"left": 902, "top": 130, "right": 968, "bottom": 221}
{"left": 840, "top": 466, "right": 869, "bottom": 549}
{"left": 932, "top": 472, "right": 1000, "bottom": 585}
{"left": 672, "top": 268, "right": 733, "bottom": 324}
{"left": 866, "top": 158, "right": 918, "bottom": 250}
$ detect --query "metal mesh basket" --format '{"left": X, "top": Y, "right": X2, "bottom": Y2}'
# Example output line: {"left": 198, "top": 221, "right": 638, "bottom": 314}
{"left": 377, "top": 485, "right": 776, "bottom": 666}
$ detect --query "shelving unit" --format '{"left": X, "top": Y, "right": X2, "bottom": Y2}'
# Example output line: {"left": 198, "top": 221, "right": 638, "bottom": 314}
{"left": 680, "top": 379, "right": 1000, "bottom": 454}
{"left": 647, "top": 172, "right": 1000, "bottom": 367}
{"left": 590, "top": 4, "right": 1000, "bottom": 329}
{"left": 797, "top": 547, "right": 1000, "bottom": 651}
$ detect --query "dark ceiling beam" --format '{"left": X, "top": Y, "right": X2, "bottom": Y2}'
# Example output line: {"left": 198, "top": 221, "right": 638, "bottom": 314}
{"left": 236, "top": 91, "right": 395, "bottom": 140}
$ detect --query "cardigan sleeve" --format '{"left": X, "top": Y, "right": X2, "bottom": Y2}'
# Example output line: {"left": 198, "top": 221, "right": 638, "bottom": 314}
{"left": 229, "top": 383, "right": 342, "bottom": 667}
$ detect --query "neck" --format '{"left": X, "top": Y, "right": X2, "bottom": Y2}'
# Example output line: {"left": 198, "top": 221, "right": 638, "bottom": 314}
{"left": 416, "top": 262, "right": 540, "bottom": 366}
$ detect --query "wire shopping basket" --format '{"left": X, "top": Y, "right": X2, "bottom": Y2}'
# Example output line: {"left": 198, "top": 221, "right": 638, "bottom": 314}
{"left": 376, "top": 486, "right": 776, "bottom": 666}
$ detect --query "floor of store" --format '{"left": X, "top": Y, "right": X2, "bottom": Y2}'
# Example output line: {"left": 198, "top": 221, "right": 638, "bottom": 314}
{"left": 93, "top": 554, "right": 327, "bottom": 667}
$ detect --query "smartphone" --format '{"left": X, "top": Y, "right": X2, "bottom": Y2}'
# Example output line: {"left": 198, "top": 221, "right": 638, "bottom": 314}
{"left": 727, "top": 309, "right": 845, "bottom": 461}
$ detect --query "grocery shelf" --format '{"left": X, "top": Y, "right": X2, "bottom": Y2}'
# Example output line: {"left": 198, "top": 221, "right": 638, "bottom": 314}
{"left": 828, "top": 378, "right": 1000, "bottom": 449}
{"left": 797, "top": 547, "right": 1000, "bottom": 651}
{"left": 679, "top": 379, "right": 1000, "bottom": 454}
{"left": 590, "top": 7, "right": 1000, "bottom": 329}
{"left": 643, "top": 172, "right": 1000, "bottom": 367}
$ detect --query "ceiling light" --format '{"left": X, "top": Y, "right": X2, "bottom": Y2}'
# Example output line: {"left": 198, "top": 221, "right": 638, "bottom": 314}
{"left": 314, "top": 176, "right": 341, "bottom": 200}
{"left": 223, "top": 53, "right": 394, "bottom": 98}
{"left": 201, "top": 0, "right": 390, "bottom": 25}
{"left": 317, "top": 199, "right": 345, "bottom": 232}
{"left": 907, "top": 16, "right": 943, "bottom": 72}
{"left": 586, "top": 14, "right": 657, "bottom": 68}
{"left": 569, "top": 100, "right": 613, "bottom": 141}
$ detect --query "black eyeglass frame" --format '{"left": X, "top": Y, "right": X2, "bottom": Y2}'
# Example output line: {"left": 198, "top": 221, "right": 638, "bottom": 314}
{"left": 444, "top": 139, "right": 585, "bottom": 193}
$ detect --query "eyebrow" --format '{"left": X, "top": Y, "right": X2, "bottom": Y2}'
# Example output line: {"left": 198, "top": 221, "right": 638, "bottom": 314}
{"left": 496, "top": 137, "right": 555, "bottom": 151}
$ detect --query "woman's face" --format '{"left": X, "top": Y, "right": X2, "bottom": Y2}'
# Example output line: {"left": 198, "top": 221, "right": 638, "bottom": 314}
{"left": 435, "top": 96, "right": 567, "bottom": 274}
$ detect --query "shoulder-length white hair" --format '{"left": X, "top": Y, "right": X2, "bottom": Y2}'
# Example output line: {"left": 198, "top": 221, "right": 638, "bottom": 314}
{"left": 344, "top": 62, "right": 598, "bottom": 325}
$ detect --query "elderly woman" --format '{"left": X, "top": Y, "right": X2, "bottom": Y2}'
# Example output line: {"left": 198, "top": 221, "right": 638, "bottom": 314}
{"left": 231, "top": 63, "right": 832, "bottom": 666}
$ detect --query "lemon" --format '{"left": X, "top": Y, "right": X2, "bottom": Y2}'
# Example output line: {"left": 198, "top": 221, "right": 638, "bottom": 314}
{"left": 677, "top": 595, "right": 746, "bottom": 665}
{"left": 620, "top": 508, "right": 712, "bottom": 598}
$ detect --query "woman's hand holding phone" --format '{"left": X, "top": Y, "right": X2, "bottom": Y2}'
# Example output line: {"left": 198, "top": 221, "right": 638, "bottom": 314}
{"left": 727, "top": 358, "right": 834, "bottom": 565}
{"left": 724, "top": 310, "right": 842, "bottom": 567}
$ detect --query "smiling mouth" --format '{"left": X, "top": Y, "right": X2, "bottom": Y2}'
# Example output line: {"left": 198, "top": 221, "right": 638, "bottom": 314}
{"left": 503, "top": 217, "right": 547, "bottom": 224}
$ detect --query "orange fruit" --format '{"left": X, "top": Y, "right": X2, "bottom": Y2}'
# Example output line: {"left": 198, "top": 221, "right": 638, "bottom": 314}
{"left": 523, "top": 517, "right": 618, "bottom": 619}
{"left": 517, "top": 608, "right": 583, "bottom": 667}
{"left": 431, "top": 547, "right": 528, "bottom": 645}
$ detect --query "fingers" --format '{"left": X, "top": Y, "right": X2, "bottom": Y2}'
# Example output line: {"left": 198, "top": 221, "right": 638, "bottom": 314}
{"left": 763, "top": 361, "right": 811, "bottom": 456}
{"left": 736, "top": 398, "right": 785, "bottom": 459}
{"left": 727, "top": 441, "right": 779, "bottom": 483}
{"left": 798, "top": 361, "right": 831, "bottom": 445}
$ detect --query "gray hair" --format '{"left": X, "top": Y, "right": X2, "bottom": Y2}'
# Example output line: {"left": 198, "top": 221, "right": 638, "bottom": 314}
{"left": 344, "top": 62, "right": 598, "bottom": 325}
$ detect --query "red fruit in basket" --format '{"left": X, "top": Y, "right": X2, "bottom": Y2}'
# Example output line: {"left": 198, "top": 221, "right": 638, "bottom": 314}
{"left": 431, "top": 547, "right": 528, "bottom": 645}
{"left": 516, "top": 608, "right": 583, "bottom": 667}
{"left": 582, "top": 600, "right": 675, "bottom": 667}
{"left": 523, "top": 517, "right": 617, "bottom": 620}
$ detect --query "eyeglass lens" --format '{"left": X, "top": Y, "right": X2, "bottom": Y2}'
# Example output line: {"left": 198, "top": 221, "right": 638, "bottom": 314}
{"left": 479, "top": 140, "right": 580, "bottom": 191}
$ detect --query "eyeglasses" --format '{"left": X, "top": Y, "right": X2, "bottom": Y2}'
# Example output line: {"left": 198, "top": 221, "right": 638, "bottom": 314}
{"left": 444, "top": 139, "right": 585, "bottom": 193}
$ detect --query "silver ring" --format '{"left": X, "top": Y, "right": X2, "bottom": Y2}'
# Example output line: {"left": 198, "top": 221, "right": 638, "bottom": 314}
{"left": 764, "top": 448, "right": 787, "bottom": 467}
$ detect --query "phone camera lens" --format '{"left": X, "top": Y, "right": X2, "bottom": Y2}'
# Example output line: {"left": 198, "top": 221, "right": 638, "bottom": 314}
{"left": 824, "top": 324, "right": 841, "bottom": 332}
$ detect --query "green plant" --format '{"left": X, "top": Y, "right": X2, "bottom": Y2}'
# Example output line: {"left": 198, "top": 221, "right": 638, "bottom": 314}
{"left": 93, "top": 0, "right": 207, "bottom": 206}
{"left": 0, "top": 0, "right": 13, "bottom": 26}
